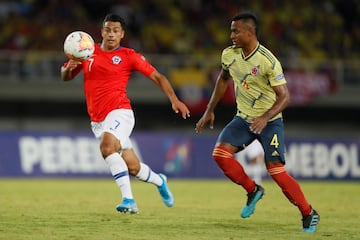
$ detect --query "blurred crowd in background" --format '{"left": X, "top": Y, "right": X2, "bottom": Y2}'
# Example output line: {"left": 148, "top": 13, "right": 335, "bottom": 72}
{"left": 0, "top": 0, "right": 359, "bottom": 133}
{"left": 0, "top": 0, "right": 359, "bottom": 59}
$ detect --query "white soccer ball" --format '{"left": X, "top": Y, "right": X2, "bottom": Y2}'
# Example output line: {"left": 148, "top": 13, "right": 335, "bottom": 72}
{"left": 63, "top": 31, "right": 95, "bottom": 61}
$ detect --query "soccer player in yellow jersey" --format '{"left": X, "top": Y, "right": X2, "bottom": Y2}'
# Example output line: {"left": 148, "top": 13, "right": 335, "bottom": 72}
{"left": 195, "top": 12, "right": 320, "bottom": 232}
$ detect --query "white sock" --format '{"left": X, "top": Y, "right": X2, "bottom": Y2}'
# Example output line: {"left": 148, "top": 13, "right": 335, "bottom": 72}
{"left": 136, "top": 163, "right": 163, "bottom": 186}
{"left": 105, "top": 152, "right": 134, "bottom": 199}
{"left": 253, "top": 163, "right": 263, "bottom": 184}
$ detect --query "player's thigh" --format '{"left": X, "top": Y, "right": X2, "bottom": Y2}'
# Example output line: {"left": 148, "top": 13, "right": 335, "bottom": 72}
{"left": 259, "top": 118, "right": 285, "bottom": 163}
{"left": 217, "top": 116, "right": 254, "bottom": 151}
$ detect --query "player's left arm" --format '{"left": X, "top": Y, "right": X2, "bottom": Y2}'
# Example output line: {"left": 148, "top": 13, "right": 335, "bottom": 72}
{"left": 250, "top": 83, "right": 290, "bottom": 134}
{"left": 263, "top": 83, "right": 290, "bottom": 120}
{"left": 149, "top": 70, "right": 190, "bottom": 119}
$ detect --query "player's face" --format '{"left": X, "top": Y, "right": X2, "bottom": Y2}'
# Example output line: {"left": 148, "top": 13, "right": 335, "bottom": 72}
{"left": 101, "top": 21, "right": 125, "bottom": 51}
{"left": 230, "top": 20, "right": 252, "bottom": 48}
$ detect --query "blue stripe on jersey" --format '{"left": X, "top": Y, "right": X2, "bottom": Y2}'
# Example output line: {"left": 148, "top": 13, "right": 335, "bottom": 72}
{"left": 113, "top": 171, "right": 129, "bottom": 180}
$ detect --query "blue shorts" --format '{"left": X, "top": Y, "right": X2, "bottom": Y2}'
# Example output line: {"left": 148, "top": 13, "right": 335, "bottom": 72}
{"left": 217, "top": 116, "right": 285, "bottom": 163}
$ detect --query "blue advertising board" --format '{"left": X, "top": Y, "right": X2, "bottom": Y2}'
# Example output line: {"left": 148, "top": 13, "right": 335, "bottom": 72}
{"left": 0, "top": 131, "right": 359, "bottom": 180}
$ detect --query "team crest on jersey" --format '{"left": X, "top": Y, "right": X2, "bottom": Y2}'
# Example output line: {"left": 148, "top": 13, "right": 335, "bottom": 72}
{"left": 251, "top": 65, "right": 260, "bottom": 76}
{"left": 112, "top": 56, "right": 122, "bottom": 64}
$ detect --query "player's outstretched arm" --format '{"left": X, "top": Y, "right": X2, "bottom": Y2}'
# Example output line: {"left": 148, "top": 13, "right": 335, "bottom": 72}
{"left": 60, "top": 60, "right": 82, "bottom": 81}
{"left": 195, "top": 69, "right": 231, "bottom": 133}
{"left": 149, "top": 70, "right": 190, "bottom": 119}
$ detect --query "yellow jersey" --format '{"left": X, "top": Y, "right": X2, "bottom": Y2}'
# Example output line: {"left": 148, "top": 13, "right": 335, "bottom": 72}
{"left": 221, "top": 43, "right": 286, "bottom": 122}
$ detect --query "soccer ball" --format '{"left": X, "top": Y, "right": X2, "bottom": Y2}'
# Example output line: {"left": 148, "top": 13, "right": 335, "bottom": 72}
{"left": 63, "top": 31, "right": 95, "bottom": 61}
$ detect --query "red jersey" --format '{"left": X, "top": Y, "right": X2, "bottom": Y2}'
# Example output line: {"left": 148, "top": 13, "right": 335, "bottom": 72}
{"left": 68, "top": 44, "right": 155, "bottom": 122}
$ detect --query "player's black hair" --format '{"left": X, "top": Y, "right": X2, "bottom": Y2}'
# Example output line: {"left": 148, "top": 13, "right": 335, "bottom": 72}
{"left": 232, "top": 11, "right": 258, "bottom": 36}
{"left": 103, "top": 13, "right": 126, "bottom": 30}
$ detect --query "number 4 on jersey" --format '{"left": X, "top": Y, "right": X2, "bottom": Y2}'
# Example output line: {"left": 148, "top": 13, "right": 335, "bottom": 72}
{"left": 270, "top": 134, "right": 279, "bottom": 148}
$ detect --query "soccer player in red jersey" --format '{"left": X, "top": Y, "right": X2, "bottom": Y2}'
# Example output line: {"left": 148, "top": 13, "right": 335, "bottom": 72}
{"left": 195, "top": 12, "right": 319, "bottom": 232}
{"left": 61, "top": 13, "right": 190, "bottom": 214}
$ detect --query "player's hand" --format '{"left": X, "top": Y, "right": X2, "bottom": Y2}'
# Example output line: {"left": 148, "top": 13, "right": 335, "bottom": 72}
{"left": 249, "top": 115, "right": 269, "bottom": 134}
{"left": 172, "top": 100, "right": 190, "bottom": 119}
{"left": 195, "top": 111, "right": 215, "bottom": 133}
{"left": 61, "top": 59, "right": 82, "bottom": 81}
{"left": 66, "top": 59, "right": 82, "bottom": 71}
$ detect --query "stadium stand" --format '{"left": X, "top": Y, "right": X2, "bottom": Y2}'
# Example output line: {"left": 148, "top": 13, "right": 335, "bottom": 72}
{"left": 0, "top": 0, "right": 359, "bottom": 134}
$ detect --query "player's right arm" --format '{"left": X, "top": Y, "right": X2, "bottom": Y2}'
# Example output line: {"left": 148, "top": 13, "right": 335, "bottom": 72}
{"left": 60, "top": 60, "right": 82, "bottom": 81}
{"left": 195, "top": 69, "right": 231, "bottom": 133}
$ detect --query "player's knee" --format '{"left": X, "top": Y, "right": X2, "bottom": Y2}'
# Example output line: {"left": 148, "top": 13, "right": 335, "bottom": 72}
{"left": 265, "top": 160, "right": 284, "bottom": 170}
{"left": 99, "top": 133, "right": 121, "bottom": 159}
{"left": 100, "top": 144, "right": 118, "bottom": 159}
{"left": 212, "top": 146, "right": 231, "bottom": 164}
{"left": 212, "top": 147, "right": 221, "bottom": 163}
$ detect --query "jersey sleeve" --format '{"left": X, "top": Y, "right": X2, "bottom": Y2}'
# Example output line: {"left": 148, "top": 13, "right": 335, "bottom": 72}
{"left": 129, "top": 50, "right": 155, "bottom": 77}
{"left": 221, "top": 47, "right": 235, "bottom": 71}
{"left": 267, "top": 59, "right": 286, "bottom": 87}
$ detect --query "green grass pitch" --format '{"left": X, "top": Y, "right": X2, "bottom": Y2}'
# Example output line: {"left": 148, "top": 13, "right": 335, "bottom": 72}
{"left": 1, "top": 179, "right": 359, "bottom": 240}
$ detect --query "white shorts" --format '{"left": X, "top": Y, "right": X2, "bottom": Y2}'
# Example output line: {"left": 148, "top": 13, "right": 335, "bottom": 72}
{"left": 246, "top": 139, "right": 264, "bottom": 159}
{"left": 91, "top": 109, "right": 134, "bottom": 150}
